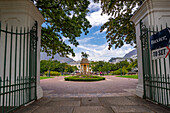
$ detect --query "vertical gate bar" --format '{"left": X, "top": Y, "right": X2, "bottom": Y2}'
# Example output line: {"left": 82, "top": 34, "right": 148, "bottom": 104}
{"left": 156, "top": 26, "right": 161, "bottom": 104}
{"left": 0, "top": 22, "right": 1, "bottom": 112}
{"left": 19, "top": 27, "right": 22, "bottom": 106}
{"left": 163, "top": 58, "right": 168, "bottom": 105}
{"left": 23, "top": 28, "right": 26, "bottom": 105}
{"left": 6, "top": 77, "right": 8, "bottom": 112}
{"left": 146, "top": 29, "right": 152, "bottom": 99}
{"left": 161, "top": 25, "right": 166, "bottom": 105}
{"left": 0, "top": 21, "right": 2, "bottom": 38}
{"left": 32, "top": 45, "right": 34, "bottom": 100}
{"left": 155, "top": 60, "right": 159, "bottom": 103}
{"left": 8, "top": 26, "right": 13, "bottom": 111}
{"left": 168, "top": 23, "right": 170, "bottom": 107}
{"left": 29, "top": 30, "right": 32, "bottom": 101}
{"left": 140, "top": 20, "right": 146, "bottom": 98}
{"left": 159, "top": 59, "right": 163, "bottom": 104}
{"left": 35, "top": 21, "right": 38, "bottom": 100}
{"left": 26, "top": 28, "right": 29, "bottom": 103}
{"left": 3, "top": 24, "right": 8, "bottom": 113}
{"left": 14, "top": 27, "right": 18, "bottom": 109}
{"left": 17, "top": 77, "right": 19, "bottom": 108}
{"left": 0, "top": 77, "right": 1, "bottom": 108}
{"left": 150, "top": 26, "right": 155, "bottom": 101}
{"left": 162, "top": 24, "right": 169, "bottom": 106}
{"left": 167, "top": 74, "right": 169, "bottom": 106}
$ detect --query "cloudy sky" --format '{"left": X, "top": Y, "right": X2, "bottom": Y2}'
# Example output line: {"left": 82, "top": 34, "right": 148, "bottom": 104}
{"left": 67, "top": 1, "right": 135, "bottom": 61}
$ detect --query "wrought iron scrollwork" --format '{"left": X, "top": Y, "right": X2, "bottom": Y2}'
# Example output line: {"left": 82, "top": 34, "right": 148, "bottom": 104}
{"left": 140, "top": 21, "right": 149, "bottom": 50}
{"left": 30, "top": 21, "right": 38, "bottom": 52}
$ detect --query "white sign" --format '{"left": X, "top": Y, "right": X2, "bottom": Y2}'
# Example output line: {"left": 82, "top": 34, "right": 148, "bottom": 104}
{"left": 152, "top": 47, "right": 169, "bottom": 60}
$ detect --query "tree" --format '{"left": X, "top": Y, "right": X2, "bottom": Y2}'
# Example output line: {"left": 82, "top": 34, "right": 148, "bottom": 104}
{"left": 97, "top": 0, "right": 144, "bottom": 49}
{"left": 35, "top": 0, "right": 91, "bottom": 57}
{"left": 36, "top": 0, "right": 144, "bottom": 57}
{"left": 57, "top": 63, "right": 67, "bottom": 75}
{"left": 98, "top": 67, "right": 104, "bottom": 73}
{"left": 90, "top": 61, "right": 111, "bottom": 74}
{"left": 64, "top": 65, "right": 73, "bottom": 73}
{"left": 81, "top": 52, "right": 89, "bottom": 58}
{"left": 103, "top": 62, "right": 111, "bottom": 74}
{"left": 73, "top": 66, "right": 79, "bottom": 72}
{"left": 40, "top": 60, "right": 49, "bottom": 73}
{"left": 90, "top": 61, "right": 99, "bottom": 72}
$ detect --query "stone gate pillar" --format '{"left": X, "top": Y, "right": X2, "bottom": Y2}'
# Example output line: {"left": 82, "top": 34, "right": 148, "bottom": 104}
{"left": 131, "top": 0, "right": 170, "bottom": 97}
{"left": 0, "top": 0, "right": 44, "bottom": 99}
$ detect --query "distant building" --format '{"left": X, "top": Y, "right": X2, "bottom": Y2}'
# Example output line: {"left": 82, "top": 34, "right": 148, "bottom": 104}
{"left": 131, "top": 54, "right": 137, "bottom": 60}
{"left": 68, "top": 60, "right": 92, "bottom": 73}
{"left": 109, "top": 57, "right": 130, "bottom": 64}
{"left": 109, "top": 49, "right": 137, "bottom": 64}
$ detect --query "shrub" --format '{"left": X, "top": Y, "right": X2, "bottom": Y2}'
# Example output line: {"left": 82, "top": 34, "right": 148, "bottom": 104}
{"left": 64, "top": 75, "right": 105, "bottom": 81}
{"left": 44, "top": 71, "right": 61, "bottom": 76}
{"left": 110, "top": 69, "right": 128, "bottom": 75}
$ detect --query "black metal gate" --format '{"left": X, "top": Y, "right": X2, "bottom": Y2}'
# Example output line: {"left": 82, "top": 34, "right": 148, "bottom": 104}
{"left": 140, "top": 21, "right": 170, "bottom": 108}
{"left": 0, "top": 22, "right": 38, "bottom": 113}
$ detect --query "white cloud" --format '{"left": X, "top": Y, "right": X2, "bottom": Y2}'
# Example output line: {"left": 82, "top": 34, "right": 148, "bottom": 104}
{"left": 88, "top": 0, "right": 101, "bottom": 11}
{"left": 86, "top": 8, "right": 111, "bottom": 27}
{"left": 93, "top": 28, "right": 107, "bottom": 35}
{"left": 63, "top": 37, "right": 69, "bottom": 42}
{"left": 69, "top": 43, "right": 134, "bottom": 61}
{"left": 93, "top": 30, "right": 100, "bottom": 35}
{"left": 77, "top": 37, "right": 95, "bottom": 43}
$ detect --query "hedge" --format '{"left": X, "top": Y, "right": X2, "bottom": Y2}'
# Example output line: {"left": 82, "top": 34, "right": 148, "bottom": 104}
{"left": 64, "top": 75, "right": 105, "bottom": 81}
{"left": 44, "top": 71, "right": 61, "bottom": 76}
{"left": 110, "top": 69, "right": 128, "bottom": 75}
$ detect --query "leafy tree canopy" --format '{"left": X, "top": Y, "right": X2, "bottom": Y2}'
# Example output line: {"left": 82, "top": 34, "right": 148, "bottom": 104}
{"left": 35, "top": 0, "right": 144, "bottom": 57}
{"left": 35, "top": 0, "right": 91, "bottom": 57}
{"left": 97, "top": 0, "right": 144, "bottom": 49}
{"left": 40, "top": 59, "right": 78, "bottom": 73}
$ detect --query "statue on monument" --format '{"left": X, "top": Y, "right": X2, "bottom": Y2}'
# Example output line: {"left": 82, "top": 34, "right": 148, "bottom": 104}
{"left": 80, "top": 52, "right": 90, "bottom": 75}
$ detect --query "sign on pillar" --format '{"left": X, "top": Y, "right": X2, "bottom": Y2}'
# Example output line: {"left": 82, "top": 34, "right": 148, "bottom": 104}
{"left": 150, "top": 27, "right": 170, "bottom": 60}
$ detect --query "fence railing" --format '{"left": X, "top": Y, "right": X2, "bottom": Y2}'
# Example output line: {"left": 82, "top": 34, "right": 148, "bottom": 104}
{"left": 144, "top": 74, "right": 170, "bottom": 107}
{"left": 0, "top": 22, "right": 37, "bottom": 113}
{"left": 140, "top": 21, "right": 170, "bottom": 108}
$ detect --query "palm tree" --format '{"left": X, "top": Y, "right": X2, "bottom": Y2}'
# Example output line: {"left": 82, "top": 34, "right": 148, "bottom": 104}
{"left": 81, "top": 52, "right": 89, "bottom": 58}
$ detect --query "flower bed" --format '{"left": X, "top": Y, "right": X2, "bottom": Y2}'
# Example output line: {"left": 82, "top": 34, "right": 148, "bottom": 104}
{"left": 64, "top": 75, "right": 105, "bottom": 81}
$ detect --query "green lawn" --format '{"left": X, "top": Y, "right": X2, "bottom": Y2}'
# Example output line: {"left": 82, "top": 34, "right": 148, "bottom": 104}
{"left": 40, "top": 76, "right": 54, "bottom": 80}
{"left": 60, "top": 74, "right": 71, "bottom": 76}
{"left": 116, "top": 75, "right": 138, "bottom": 79}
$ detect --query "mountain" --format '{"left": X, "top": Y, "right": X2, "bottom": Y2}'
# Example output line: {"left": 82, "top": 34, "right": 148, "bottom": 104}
{"left": 40, "top": 52, "right": 75, "bottom": 63}
{"left": 123, "top": 49, "right": 137, "bottom": 58}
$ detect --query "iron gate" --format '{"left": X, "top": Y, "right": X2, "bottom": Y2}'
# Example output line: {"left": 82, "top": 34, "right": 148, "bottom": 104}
{"left": 0, "top": 22, "right": 38, "bottom": 113}
{"left": 140, "top": 21, "right": 170, "bottom": 108}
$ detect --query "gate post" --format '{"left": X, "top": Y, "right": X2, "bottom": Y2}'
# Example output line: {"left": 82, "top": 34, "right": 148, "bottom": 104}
{"left": 131, "top": 0, "right": 170, "bottom": 98}
{"left": 0, "top": 0, "right": 44, "bottom": 99}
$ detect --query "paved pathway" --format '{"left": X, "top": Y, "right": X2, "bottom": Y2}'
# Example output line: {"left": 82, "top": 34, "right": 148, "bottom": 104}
{"left": 15, "top": 96, "right": 170, "bottom": 113}
{"left": 15, "top": 76, "right": 170, "bottom": 113}
{"left": 40, "top": 76, "right": 138, "bottom": 97}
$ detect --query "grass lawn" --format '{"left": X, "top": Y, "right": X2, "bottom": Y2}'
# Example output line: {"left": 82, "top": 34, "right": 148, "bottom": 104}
{"left": 40, "top": 76, "right": 54, "bottom": 80}
{"left": 60, "top": 74, "right": 71, "bottom": 76}
{"left": 116, "top": 75, "right": 138, "bottom": 79}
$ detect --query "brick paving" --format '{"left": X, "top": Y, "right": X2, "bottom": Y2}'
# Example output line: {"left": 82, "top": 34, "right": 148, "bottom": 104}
{"left": 14, "top": 76, "right": 170, "bottom": 113}
{"left": 15, "top": 96, "right": 170, "bottom": 113}
{"left": 40, "top": 76, "right": 138, "bottom": 97}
